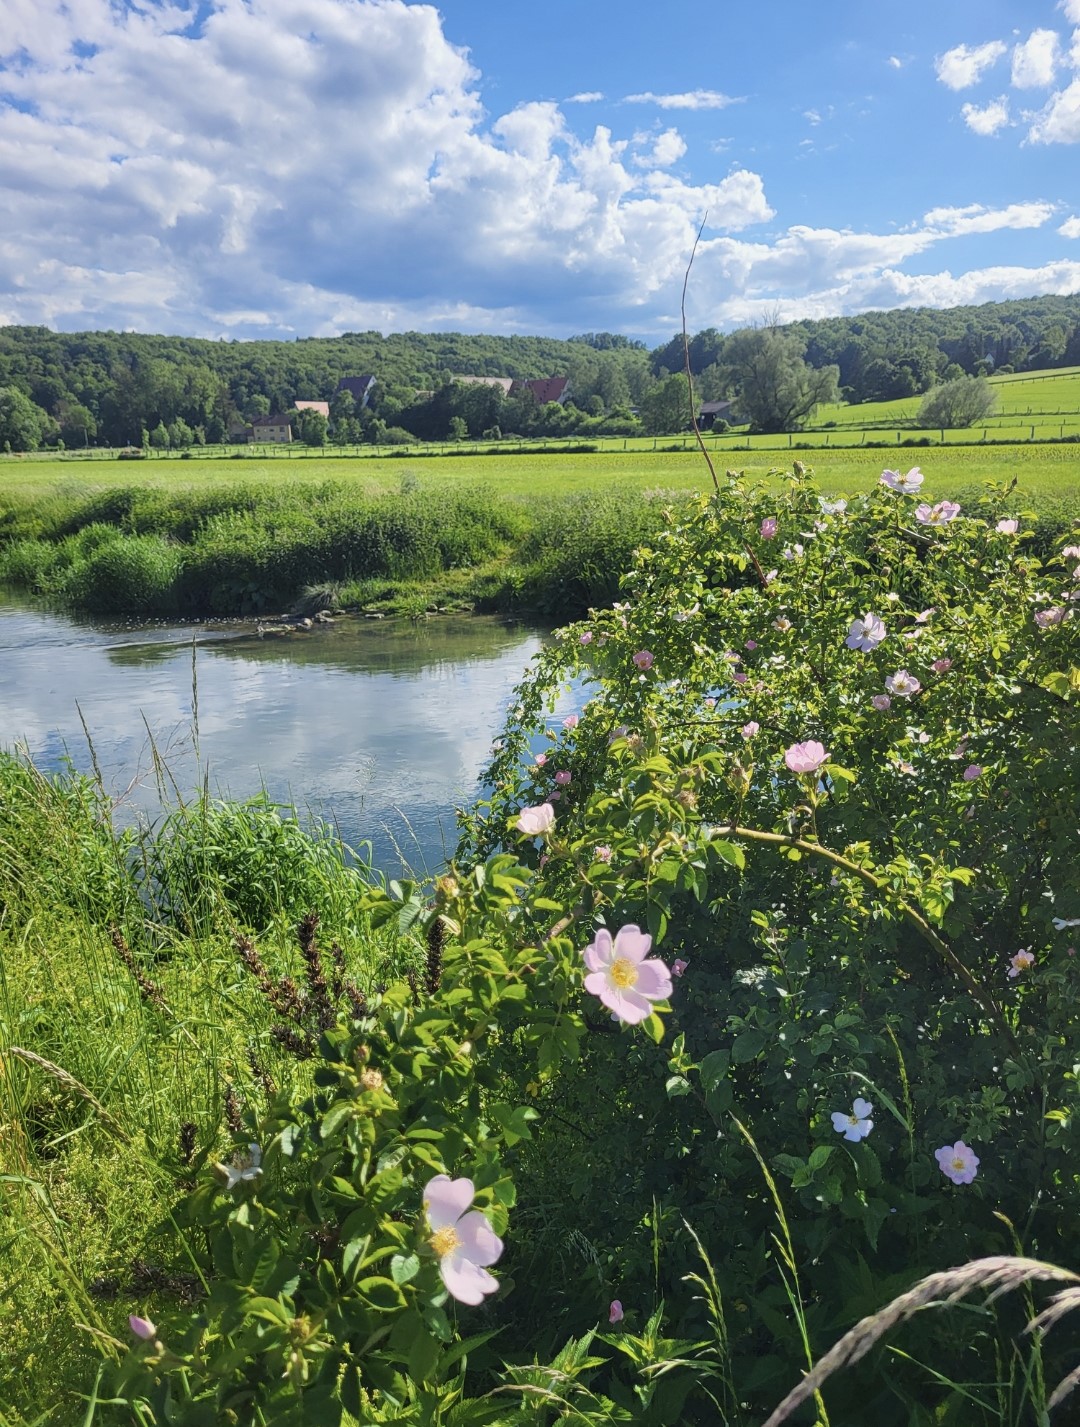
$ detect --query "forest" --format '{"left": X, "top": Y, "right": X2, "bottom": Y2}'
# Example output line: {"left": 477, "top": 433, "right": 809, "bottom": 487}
{"left": 1, "top": 292, "right": 1080, "bottom": 450}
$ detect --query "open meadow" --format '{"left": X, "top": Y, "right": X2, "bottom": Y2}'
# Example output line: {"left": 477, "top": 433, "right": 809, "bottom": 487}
{"left": 5, "top": 437, "right": 1080, "bottom": 501}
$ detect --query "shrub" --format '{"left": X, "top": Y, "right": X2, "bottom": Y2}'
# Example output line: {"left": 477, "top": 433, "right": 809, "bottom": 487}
{"left": 65, "top": 533, "right": 182, "bottom": 613}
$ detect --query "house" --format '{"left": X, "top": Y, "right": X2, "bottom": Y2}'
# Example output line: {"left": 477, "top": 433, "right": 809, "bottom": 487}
{"left": 294, "top": 400, "right": 330, "bottom": 419}
{"left": 252, "top": 414, "right": 293, "bottom": 443}
{"left": 335, "top": 374, "right": 377, "bottom": 408}
{"left": 698, "top": 400, "right": 735, "bottom": 429}
{"left": 451, "top": 375, "right": 515, "bottom": 394}
{"left": 511, "top": 376, "right": 571, "bottom": 405}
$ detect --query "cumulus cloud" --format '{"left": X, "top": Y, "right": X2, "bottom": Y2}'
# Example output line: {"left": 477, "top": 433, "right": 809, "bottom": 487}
{"left": 1028, "top": 76, "right": 1080, "bottom": 141}
{"left": 935, "top": 40, "right": 1007, "bottom": 90}
{"left": 1011, "top": 29, "right": 1061, "bottom": 87}
{"left": 922, "top": 201, "right": 1056, "bottom": 233}
{"left": 1062, "top": 0, "right": 1080, "bottom": 24}
{"left": 631, "top": 127, "right": 687, "bottom": 169}
{"left": 0, "top": 0, "right": 774, "bottom": 336}
{"left": 623, "top": 89, "right": 741, "bottom": 110}
{"left": 887, "top": 56, "right": 904, "bottom": 69}
{"left": 566, "top": 91, "right": 604, "bottom": 103}
{"left": 961, "top": 97, "right": 1011, "bottom": 134}
{"left": 0, "top": 0, "right": 1075, "bottom": 340}
{"left": 1060, "top": 215, "right": 1080, "bottom": 236}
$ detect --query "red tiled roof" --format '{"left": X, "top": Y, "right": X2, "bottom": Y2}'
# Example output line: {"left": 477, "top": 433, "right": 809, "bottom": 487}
{"left": 512, "top": 376, "right": 570, "bottom": 404}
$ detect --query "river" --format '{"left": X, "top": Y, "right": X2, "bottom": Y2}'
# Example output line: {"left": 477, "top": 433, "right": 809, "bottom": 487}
{"left": 0, "top": 594, "right": 555, "bottom": 875}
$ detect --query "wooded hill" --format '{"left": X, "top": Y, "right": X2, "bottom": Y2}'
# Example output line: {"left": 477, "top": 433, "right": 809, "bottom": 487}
{"left": 1, "top": 292, "right": 1079, "bottom": 449}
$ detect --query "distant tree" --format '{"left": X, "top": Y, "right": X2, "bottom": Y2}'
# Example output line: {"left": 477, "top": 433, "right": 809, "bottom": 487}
{"left": 0, "top": 387, "right": 48, "bottom": 451}
{"left": 639, "top": 373, "right": 691, "bottom": 435}
{"left": 721, "top": 327, "right": 839, "bottom": 433}
{"left": 296, "top": 409, "right": 328, "bottom": 446}
{"left": 58, "top": 403, "right": 97, "bottom": 448}
{"left": 167, "top": 417, "right": 193, "bottom": 448}
{"left": 917, "top": 375, "right": 997, "bottom": 429}
{"left": 448, "top": 415, "right": 468, "bottom": 441}
{"left": 330, "top": 388, "right": 356, "bottom": 425}
{"left": 149, "top": 421, "right": 169, "bottom": 449}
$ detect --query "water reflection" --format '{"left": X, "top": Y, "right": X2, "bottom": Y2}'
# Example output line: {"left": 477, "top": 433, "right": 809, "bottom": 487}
{"left": 0, "top": 596, "right": 548, "bottom": 874}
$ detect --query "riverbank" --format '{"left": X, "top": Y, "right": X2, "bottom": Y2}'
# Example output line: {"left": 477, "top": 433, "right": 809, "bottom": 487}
{"left": 1, "top": 457, "right": 1078, "bottom": 620}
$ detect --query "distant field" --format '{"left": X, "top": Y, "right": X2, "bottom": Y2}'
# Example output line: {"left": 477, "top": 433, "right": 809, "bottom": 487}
{"left": 811, "top": 366, "right": 1080, "bottom": 443}
{"left": 3, "top": 442, "right": 1080, "bottom": 503}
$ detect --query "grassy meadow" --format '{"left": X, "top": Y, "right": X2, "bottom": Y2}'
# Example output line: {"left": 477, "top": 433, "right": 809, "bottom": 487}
{"left": 1, "top": 435, "right": 1078, "bottom": 623}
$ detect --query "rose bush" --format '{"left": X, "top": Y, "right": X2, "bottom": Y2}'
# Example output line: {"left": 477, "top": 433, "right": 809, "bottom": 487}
{"left": 106, "top": 462, "right": 1080, "bottom": 1425}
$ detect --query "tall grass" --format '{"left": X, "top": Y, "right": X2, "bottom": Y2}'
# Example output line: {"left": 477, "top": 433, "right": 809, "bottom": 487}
{"left": 0, "top": 750, "right": 420, "bottom": 1425}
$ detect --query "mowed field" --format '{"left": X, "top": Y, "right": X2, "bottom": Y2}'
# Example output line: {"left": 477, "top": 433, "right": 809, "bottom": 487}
{"left": 809, "top": 366, "right": 1080, "bottom": 443}
{"left": 3, "top": 440, "right": 1080, "bottom": 505}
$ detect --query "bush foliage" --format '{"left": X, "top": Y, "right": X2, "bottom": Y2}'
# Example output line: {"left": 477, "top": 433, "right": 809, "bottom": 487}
{"left": 4, "top": 463, "right": 1080, "bottom": 1426}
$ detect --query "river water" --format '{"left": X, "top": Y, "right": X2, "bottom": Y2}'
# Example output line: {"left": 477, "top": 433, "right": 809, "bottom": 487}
{"left": 0, "top": 595, "right": 553, "bottom": 875}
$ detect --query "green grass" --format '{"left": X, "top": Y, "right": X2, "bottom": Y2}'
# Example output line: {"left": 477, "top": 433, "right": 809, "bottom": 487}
{"left": 0, "top": 752, "right": 421, "bottom": 1425}
{"left": 4, "top": 441, "right": 1080, "bottom": 502}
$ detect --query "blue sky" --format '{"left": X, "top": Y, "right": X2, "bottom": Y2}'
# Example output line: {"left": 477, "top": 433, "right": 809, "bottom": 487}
{"left": 0, "top": 0, "right": 1077, "bottom": 340}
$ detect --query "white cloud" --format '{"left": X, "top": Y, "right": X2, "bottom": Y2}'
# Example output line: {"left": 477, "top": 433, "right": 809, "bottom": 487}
{"left": 1062, "top": 0, "right": 1080, "bottom": 25}
{"left": 623, "top": 89, "right": 741, "bottom": 110}
{"left": 961, "top": 97, "right": 1011, "bottom": 135}
{"left": 804, "top": 108, "right": 821, "bottom": 125}
{"left": 631, "top": 127, "right": 687, "bottom": 170}
{"left": 0, "top": 0, "right": 1075, "bottom": 341}
{"left": 567, "top": 91, "right": 604, "bottom": 104}
{"left": 1028, "top": 76, "right": 1080, "bottom": 141}
{"left": 887, "top": 55, "right": 903, "bottom": 69}
{"left": 1011, "top": 29, "right": 1061, "bottom": 88}
{"left": 1060, "top": 215, "right": 1080, "bottom": 236}
{"left": 935, "top": 40, "right": 1007, "bottom": 90}
{"left": 923, "top": 201, "right": 1056, "bottom": 234}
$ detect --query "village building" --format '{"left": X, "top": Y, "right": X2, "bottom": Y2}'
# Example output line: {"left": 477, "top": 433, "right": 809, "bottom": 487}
{"left": 252, "top": 414, "right": 294, "bottom": 443}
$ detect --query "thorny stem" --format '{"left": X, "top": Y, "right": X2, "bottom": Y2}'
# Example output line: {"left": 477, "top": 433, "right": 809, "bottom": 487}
{"left": 712, "top": 822, "right": 1020, "bottom": 1054}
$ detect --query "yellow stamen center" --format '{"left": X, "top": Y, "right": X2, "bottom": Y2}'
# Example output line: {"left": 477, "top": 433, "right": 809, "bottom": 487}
{"left": 610, "top": 957, "right": 639, "bottom": 990}
{"left": 952, "top": 1157, "right": 966, "bottom": 1172}
{"left": 848, "top": 1115, "right": 860, "bottom": 1126}
{"left": 430, "top": 1225, "right": 462, "bottom": 1258}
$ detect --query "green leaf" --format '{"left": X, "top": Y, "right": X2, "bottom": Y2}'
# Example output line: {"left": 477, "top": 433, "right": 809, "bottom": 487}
{"left": 357, "top": 1275, "right": 407, "bottom": 1311}
{"left": 731, "top": 1028, "right": 767, "bottom": 1063}
{"left": 390, "top": 1252, "right": 420, "bottom": 1285}
{"left": 665, "top": 1074, "right": 692, "bottom": 1098}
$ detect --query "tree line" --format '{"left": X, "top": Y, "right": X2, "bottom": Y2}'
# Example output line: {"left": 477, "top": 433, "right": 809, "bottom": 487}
{"left": 1, "top": 292, "right": 1079, "bottom": 451}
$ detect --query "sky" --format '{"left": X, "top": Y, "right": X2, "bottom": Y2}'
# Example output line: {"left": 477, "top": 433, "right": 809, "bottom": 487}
{"left": 0, "top": 0, "right": 1079, "bottom": 342}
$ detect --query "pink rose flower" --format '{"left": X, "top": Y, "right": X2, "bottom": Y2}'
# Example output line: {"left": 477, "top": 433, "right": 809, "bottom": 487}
{"left": 1035, "top": 607, "right": 1066, "bottom": 628}
{"left": 1007, "top": 949, "right": 1035, "bottom": 979}
{"left": 880, "top": 467, "right": 924, "bottom": 493}
{"left": 733, "top": 671, "right": 748, "bottom": 684}
{"left": 562, "top": 714, "right": 580, "bottom": 730}
{"left": 741, "top": 721, "right": 760, "bottom": 738}
{"left": 846, "top": 612, "right": 887, "bottom": 651}
{"left": 672, "top": 958, "right": 688, "bottom": 977}
{"left": 423, "top": 1175, "right": 504, "bottom": 1305}
{"left": 915, "top": 500, "right": 961, "bottom": 526}
{"left": 885, "top": 670, "right": 921, "bottom": 698}
{"left": 609, "top": 1299, "right": 624, "bottom": 1324}
{"left": 703, "top": 697, "right": 717, "bottom": 709}
{"left": 760, "top": 516, "right": 778, "bottom": 539}
{"left": 745, "top": 639, "right": 758, "bottom": 650}
{"left": 129, "top": 1315, "right": 157, "bottom": 1341}
{"left": 773, "top": 616, "right": 792, "bottom": 632}
{"left": 579, "top": 631, "right": 593, "bottom": 645}
{"left": 594, "top": 845, "right": 612, "bottom": 863}
{"left": 932, "top": 658, "right": 952, "bottom": 674}
{"left": 632, "top": 650, "right": 654, "bottom": 670}
{"left": 583, "top": 924, "right": 672, "bottom": 1025}
{"left": 996, "top": 519, "right": 1018, "bottom": 534}
{"left": 516, "top": 803, "right": 555, "bottom": 836}
{"left": 534, "top": 752, "right": 547, "bottom": 767}
{"left": 784, "top": 740, "right": 828, "bottom": 774}
{"left": 871, "top": 694, "right": 891, "bottom": 711}
{"left": 554, "top": 770, "right": 571, "bottom": 786}
{"left": 935, "top": 1141, "right": 979, "bottom": 1185}
{"left": 962, "top": 764, "right": 982, "bottom": 781}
